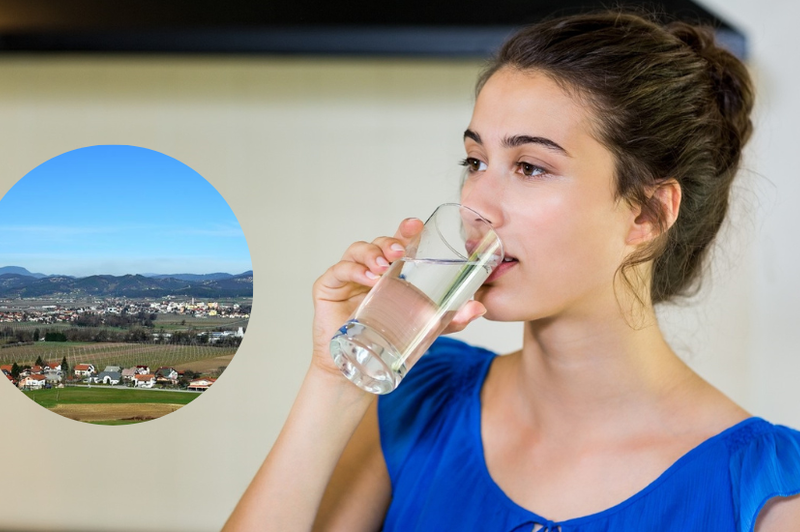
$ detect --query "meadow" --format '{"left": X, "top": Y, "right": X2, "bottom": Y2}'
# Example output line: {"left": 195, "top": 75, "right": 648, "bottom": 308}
{"left": 23, "top": 387, "right": 201, "bottom": 425}
{"left": 24, "top": 386, "right": 197, "bottom": 408}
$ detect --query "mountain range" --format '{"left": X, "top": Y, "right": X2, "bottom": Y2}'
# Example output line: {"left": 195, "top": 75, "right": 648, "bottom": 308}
{"left": 0, "top": 266, "right": 253, "bottom": 298}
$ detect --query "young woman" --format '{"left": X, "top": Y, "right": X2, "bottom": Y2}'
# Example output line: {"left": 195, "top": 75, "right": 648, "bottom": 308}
{"left": 224, "top": 11, "right": 800, "bottom": 532}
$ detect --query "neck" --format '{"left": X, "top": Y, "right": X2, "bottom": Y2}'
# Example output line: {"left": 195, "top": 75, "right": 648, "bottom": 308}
{"left": 508, "top": 303, "right": 696, "bottom": 443}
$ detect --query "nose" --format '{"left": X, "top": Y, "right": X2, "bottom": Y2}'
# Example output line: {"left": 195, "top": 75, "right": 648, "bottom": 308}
{"left": 460, "top": 171, "right": 504, "bottom": 229}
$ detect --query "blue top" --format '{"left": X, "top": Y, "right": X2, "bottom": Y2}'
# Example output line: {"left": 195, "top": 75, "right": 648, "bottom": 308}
{"left": 378, "top": 337, "right": 800, "bottom": 532}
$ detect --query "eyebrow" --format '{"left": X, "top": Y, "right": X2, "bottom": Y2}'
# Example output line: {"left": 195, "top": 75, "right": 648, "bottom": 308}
{"left": 463, "top": 129, "right": 570, "bottom": 157}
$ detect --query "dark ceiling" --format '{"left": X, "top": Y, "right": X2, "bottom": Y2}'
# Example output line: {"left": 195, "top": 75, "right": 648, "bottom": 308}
{"left": 0, "top": 0, "right": 746, "bottom": 58}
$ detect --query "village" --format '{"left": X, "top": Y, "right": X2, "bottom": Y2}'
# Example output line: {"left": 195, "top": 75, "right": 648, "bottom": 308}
{"left": 2, "top": 360, "right": 217, "bottom": 392}
{"left": 0, "top": 297, "right": 250, "bottom": 325}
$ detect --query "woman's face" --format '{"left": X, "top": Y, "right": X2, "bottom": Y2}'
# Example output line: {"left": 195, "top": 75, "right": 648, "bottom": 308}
{"left": 462, "top": 67, "right": 639, "bottom": 322}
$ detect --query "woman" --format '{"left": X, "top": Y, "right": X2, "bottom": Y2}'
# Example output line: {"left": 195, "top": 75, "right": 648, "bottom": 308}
{"left": 224, "top": 11, "right": 800, "bottom": 532}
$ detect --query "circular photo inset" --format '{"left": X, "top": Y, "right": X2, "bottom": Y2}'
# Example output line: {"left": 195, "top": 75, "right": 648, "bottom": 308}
{"left": 0, "top": 145, "right": 252, "bottom": 425}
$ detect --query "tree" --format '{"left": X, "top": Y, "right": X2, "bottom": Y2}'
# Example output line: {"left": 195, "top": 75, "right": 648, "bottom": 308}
{"left": 35, "top": 355, "right": 44, "bottom": 367}
{"left": 11, "top": 362, "right": 20, "bottom": 380}
{"left": 61, "top": 356, "right": 69, "bottom": 377}
{"left": 45, "top": 332, "right": 67, "bottom": 342}
{"left": 33, "top": 328, "right": 40, "bottom": 341}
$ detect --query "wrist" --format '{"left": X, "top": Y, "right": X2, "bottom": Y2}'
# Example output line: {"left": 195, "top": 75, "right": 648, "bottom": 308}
{"left": 306, "top": 357, "right": 374, "bottom": 406}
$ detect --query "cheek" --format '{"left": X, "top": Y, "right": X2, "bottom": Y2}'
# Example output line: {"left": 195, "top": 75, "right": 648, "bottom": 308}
{"left": 523, "top": 187, "right": 628, "bottom": 284}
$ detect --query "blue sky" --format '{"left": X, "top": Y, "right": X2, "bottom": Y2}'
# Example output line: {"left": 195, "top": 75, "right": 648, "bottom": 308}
{"left": 0, "top": 145, "right": 252, "bottom": 277}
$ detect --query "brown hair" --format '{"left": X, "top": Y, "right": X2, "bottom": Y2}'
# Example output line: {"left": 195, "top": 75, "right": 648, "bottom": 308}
{"left": 477, "top": 11, "right": 754, "bottom": 304}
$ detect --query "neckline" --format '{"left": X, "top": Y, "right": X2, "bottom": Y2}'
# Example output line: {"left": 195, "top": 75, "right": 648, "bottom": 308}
{"left": 469, "top": 352, "right": 763, "bottom": 527}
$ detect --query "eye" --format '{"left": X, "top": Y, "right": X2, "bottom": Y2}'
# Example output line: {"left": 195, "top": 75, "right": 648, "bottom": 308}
{"left": 458, "top": 157, "right": 487, "bottom": 173}
{"left": 517, "top": 162, "right": 547, "bottom": 178}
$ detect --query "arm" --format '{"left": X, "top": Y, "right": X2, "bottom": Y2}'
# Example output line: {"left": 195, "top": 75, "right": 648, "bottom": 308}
{"left": 755, "top": 494, "right": 800, "bottom": 532}
{"left": 223, "top": 220, "right": 423, "bottom": 532}
{"left": 222, "top": 365, "right": 376, "bottom": 532}
{"left": 313, "top": 399, "right": 391, "bottom": 531}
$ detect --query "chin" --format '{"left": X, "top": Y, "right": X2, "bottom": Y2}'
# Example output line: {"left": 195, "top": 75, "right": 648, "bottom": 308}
{"left": 476, "top": 286, "right": 553, "bottom": 323}
{"left": 476, "top": 292, "right": 527, "bottom": 322}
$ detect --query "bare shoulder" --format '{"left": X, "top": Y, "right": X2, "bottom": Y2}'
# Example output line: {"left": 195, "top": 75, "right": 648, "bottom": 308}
{"left": 756, "top": 494, "right": 800, "bottom": 531}
{"left": 677, "top": 368, "right": 752, "bottom": 438}
{"left": 313, "top": 398, "right": 391, "bottom": 532}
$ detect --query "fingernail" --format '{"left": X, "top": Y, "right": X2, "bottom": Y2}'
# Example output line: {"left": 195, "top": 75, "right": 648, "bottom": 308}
{"left": 365, "top": 271, "right": 379, "bottom": 280}
{"left": 376, "top": 257, "right": 389, "bottom": 267}
{"left": 391, "top": 243, "right": 404, "bottom": 252}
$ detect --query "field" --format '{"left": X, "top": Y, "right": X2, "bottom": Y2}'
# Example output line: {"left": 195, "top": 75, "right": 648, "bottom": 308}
{"left": 0, "top": 342, "right": 237, "bottom": 375}
{"left": 23, "top": 387, "right": 200, "bottom": 425}
{"left": 172, "top": 354, "right": 234, "bottom": 374}
{"left": 152, "top": 314, "right": 249, "bottom": 331}
{"left": 6, "top": 314, "right": 248, "bottom": 331}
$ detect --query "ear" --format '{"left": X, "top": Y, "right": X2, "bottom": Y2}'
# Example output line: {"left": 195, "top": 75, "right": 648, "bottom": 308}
{"left": 625, "top": 179, "right": 682, "bottom": 246}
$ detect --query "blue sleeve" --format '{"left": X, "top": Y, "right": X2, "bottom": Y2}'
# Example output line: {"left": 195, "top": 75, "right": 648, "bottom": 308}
{"left": 730, "top": 424, "right": 800, "bottom": 532}
{"left": 377, "top": 337, "right": 493, "bottom": 485}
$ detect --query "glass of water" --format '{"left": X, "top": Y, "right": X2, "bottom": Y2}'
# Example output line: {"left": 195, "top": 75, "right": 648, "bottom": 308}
{"left": 329, "top": 203, "right": 503, "bottom": 394}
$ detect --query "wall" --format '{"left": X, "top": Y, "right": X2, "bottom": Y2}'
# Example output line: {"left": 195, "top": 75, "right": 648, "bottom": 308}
{"left": 0, "top": 1, "right": 798, "bottom": 529}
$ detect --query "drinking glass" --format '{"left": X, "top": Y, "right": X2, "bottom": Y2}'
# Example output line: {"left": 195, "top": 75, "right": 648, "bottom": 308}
{"left": 329, "top": 203, "right": 503, "bottom": 394}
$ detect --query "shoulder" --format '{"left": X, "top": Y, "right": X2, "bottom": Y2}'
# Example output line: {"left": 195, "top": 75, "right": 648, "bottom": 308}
{"left": 379, "top": 336, "right": 496, "bottom": 412}
{"left": 754, "top": 494, "right": 800, "bottom": 532}
{"left": 377, "top": 337, "right": 496, "bottom": 479}
{"left": 727, "top": 419, "right": 800, "bottom": 532}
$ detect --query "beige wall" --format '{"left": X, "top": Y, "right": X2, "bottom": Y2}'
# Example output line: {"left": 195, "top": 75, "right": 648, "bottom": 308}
{"left": 0, "top": 1, "right": 798, "bottom": 527}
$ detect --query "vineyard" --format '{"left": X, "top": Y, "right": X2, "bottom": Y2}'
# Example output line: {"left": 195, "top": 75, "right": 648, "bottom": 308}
{"left": 0, "top": 342, "right": 237, "bottom": 374}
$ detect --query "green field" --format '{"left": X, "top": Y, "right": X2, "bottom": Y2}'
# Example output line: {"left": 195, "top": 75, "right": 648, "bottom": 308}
{"left": 23, "top": 387, "right": 199, "bottom": 409}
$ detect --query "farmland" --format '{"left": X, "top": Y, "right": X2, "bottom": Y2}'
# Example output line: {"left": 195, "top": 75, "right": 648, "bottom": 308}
{"left": 23, "top": 387, "right": 199, "bottom": 425}
{"left": 0, "top": 341, "right": 237, "bottom": 375}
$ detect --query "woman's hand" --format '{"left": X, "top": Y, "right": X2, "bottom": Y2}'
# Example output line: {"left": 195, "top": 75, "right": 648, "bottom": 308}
{"left": 310, "top": 217, "right": 487, "bottom": 377}
{"left": 310, "top": 218, "right": 423, "bottom": 375}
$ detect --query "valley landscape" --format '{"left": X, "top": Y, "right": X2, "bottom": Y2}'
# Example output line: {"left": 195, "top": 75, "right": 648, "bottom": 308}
{"left": 1, "top": 266, "right": 252, "bottom": 424}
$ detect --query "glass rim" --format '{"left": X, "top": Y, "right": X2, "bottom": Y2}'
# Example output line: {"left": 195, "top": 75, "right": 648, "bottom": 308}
{"left": 416, "top": 202, "right": 504, "bottom": 263}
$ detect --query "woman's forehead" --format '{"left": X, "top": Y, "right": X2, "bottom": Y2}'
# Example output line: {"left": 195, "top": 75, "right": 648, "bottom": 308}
{"left": 468, "top": 68, "right": 596, "bottom": 149}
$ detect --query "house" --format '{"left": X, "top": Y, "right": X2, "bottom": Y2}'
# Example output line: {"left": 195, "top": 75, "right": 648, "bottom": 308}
{"left": 74, "top": 364, "right": 96, "bottom": 377}
{"left": 93, "top": 371, "right": 122, "bottom": 385}
{"left": 44, "top": 372, "right": 62, "bottom": 384}
{"left": 18, "top": 374, "right": 47, "bottom": 390}
{"left": 135, "top": 365, "right": 150, "bottom": 375}
{"left": 44, "top": 362, "right": 62, "bottom": 373}
{"left": 103, "top": 365, "right": 122, "bottom": 373}
{"left": 121, "top": 368, "right": 138, "bottom": 381}
{"left": 155, "top": 367, "right": 179, "bottom": 385}
{"left": 0, "top": 365, "right": 11, "bottom": 374}
{"left": 29, "top": 365, "right": 43, "bottom": 374}
{"left": 133, "top": 374, "right": 156, "bottom": 388}
{"left": 187, "top": 377, "right": 217, "bottom": 391}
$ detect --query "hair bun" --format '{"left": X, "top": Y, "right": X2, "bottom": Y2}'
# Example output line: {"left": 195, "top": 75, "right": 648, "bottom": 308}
{"left": 667, "top": 22, "right": 755, "bottom": 156}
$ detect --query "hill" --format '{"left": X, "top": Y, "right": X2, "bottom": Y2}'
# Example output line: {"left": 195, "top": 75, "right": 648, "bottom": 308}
{"left": 0, "top": 271, "right": 253, "bottom": 298}
{"left": 0, "top": 266, "right": 47, "bottom": 278}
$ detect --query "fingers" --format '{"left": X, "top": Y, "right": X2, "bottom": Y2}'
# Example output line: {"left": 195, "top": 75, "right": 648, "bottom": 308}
{"left": 442, "top": 300, "right": 487, "bottom": 334}
{"left": 312, "top": 261, "right": 376, "bottom": 305}
{"left": 339, "top": 240, "right": 395, "bottom": 276}
{"left": 340, "top": 217, "right": 423, "bottom": 269}
{"left": 393, "top": 217, "right": 424, "bottom": 244}
{"left": 317, "top": 217, "right": 423, "bottom": 302}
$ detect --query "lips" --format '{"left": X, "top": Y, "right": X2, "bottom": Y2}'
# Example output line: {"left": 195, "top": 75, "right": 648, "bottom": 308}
{"left": 484, "top": 256, "right": 517, "bottom": 284}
